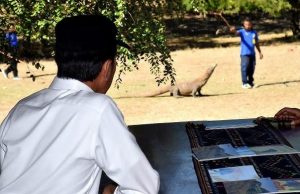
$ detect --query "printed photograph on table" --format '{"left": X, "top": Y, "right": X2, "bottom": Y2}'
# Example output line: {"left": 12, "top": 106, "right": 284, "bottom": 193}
{"left": 186, "top": 122, "right": 300, "bottom": 194}
{"left": 205, "top": 120, "right": 258, "bottom": 130}
{"left": 250, "top": 145, "right": 300, "bottom": 156}
{"left": 231, "top": 145, "right": 300, "bottom": 158}
{"left": 223, "top": 178, "right": 278, "bottom": 194}
{"left": 273, "top": 179, "right": 300, "bottom": 193}
{"left": 233, "top": 146, "right": 256, "bottom": 157}
{"left": 192, "top": 144, "right": 238, "bottom": 161}
{"left": 208, "top": 165, "right": 260, "bottom": 183}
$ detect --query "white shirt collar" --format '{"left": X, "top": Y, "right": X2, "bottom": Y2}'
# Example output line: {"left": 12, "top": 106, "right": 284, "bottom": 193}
{"left": 49, "top": 77, "right": 93, "bottom": 92}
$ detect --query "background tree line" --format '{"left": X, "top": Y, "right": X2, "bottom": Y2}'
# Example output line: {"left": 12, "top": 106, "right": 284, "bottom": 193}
{"left": 184, "top": 0, "right": 300, "bottom": 37}
{"left": 0, "top": 0, "right": 299, "bottom": 85}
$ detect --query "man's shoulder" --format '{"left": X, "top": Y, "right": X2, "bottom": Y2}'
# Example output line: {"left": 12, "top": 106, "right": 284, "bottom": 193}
{"left": 17, "top": 89, "right": 115, "bottom": 113}
{"left": 75, "top": 91, "right": 114, "bottom": 107}
{"left": 238, "top": 28, "right": 245, "bottom": 33}
{"left": 53, "top": 90, "right": 114, "bottom": 110}
{"left": 239, "top": 29, "right": 258, "bottom": 38}
{"left": 237, "top": 28, "right": 246, "bottom": 36}
{"left": 66, "top": 92, "right": 121, "bottom": 118}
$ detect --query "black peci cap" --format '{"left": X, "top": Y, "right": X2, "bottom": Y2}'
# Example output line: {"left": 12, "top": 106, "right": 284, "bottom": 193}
{"left": 55, "top": 15, "right": 130, "bottom": 52}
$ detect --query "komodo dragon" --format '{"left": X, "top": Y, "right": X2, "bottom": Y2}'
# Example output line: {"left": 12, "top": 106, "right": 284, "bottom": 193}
{"left": 138, "top": 64, "right": 217, "bottom": 97}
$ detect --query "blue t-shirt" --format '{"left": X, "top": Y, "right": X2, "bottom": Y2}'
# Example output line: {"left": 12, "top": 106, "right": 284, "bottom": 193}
{"left": 5, "top": 32, "right": 18, "bottom": 47}
{"left": 238, "top": 29, "right": 258, "bottom": 56}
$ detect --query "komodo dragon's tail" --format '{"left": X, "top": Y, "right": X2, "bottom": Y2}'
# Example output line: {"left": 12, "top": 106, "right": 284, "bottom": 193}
{"left": 122, "top": 84, "right": 171, "bottom": 98}
{"left": 138, "top": 85, "right": 171, "bottom": 97}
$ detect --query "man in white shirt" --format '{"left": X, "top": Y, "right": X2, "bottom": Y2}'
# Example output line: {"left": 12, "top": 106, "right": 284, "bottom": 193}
{"left": 0, "top": 15, "right": 159, "bottom": 194}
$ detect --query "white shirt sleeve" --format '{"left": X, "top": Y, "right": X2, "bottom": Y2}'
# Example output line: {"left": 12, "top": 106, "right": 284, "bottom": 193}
{"left": 94, "top": 98, "right": 160, "bottom": 194}
{"left": 0, "top": 122, "right": 5, "bottom": 174}
{"left": 0, "top": 110, "right": 13, "bottom": 175}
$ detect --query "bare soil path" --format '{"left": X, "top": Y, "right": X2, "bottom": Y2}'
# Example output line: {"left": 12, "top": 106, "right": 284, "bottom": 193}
{"left": 1, "top": 41, "right": 299, "bottom": 125}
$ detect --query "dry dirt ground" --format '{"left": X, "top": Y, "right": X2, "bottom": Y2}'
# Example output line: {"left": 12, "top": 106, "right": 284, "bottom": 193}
{"left": 1, "top": 36, "right": 300, "bottom": 125}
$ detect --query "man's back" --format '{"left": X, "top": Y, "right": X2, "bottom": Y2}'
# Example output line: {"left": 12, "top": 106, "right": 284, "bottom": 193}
{"left": 0, "top": 78, "right": 159, "bottom": 194}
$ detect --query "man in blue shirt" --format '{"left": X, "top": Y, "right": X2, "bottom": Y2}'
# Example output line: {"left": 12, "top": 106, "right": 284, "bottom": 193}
{"left": 2, "top": 25, "right": 20, "bottom": 80}
{"left": 230, "top": 18, "right": 263, "bottom": 89}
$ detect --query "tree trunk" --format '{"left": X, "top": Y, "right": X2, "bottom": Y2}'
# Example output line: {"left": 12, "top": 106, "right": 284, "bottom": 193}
{"left": 288, "top": 0, "right": 300, "bottom": 38}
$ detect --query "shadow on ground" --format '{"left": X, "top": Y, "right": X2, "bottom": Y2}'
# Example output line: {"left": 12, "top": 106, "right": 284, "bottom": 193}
{"left": 24, "top": 73, "right": 56, "bottom": 82}
{"left": 115, "top": 92, "right": 239, "bottom": 99}
{"left": 256, "top": 80, "right": 300, "bottom": 88}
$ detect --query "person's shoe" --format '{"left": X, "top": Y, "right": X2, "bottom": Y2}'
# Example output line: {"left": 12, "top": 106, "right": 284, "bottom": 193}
{"left": 242, "top": 83, "right": 252, "bottom": 89}
{"left": 2, "top": 70, "right": 8, "bottom": 79}
{"left": 249, "top": 83, "right": 256, "bottom": 88}
{"left": 13, "top": 76, "right": 21, "bottom": 80}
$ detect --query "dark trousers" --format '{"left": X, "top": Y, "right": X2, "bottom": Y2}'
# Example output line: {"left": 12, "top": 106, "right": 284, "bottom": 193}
{"left": 5, "top": 47, "right": 18, "bottom": 77}
{"left": 240, "top": 55, "right": 256, "bottom": 85}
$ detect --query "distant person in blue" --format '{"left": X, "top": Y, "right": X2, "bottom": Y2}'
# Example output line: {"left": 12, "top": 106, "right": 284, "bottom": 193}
{"left": 2, "top": 25, "right": 20, "bottom": 80}
{"left": 230, "top": 18, "right": 263, "bottom": 89}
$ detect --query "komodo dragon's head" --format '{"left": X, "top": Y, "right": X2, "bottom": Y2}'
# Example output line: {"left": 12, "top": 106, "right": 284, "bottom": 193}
{"left": 205, "top": 64, "right": 217, "bottom": 75}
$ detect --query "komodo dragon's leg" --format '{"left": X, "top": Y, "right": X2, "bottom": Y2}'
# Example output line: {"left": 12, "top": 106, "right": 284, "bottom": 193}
{"left": 192, "top": 88, "right": 198, "bottom": 97}
{"left": 172, "top": 87, "right": 180, "bottom": 97}
{"left": 169, "top": 86, "right": 174, "bottom": 96}
{"left": 197, "top": 89, "right": 202, "bottom": 96}
{"left": 192, "top": 88, "right": 202, "bottom": 97}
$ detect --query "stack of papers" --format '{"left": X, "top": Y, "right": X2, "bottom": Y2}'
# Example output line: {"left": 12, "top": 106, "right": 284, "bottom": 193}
{"left": 192, "top": 144, "right": 237, "bottom": 161}
{"left": 222, "top": 178, "right": 300, "bottom": 193}
{"left": 205, "top": 120, "right": 258, "bottom": 130}
{"left": 192, "top": 144, "right": 300, "bottom": 161}
{"left": 208, "top": 165, "right": 260, "bottom": 183}
{"left": 223, "top": 178, "right": 277, "bottom": 194}
{"left": 273, "top": 179, "right": 300, "bottom": 193}
{"left": 232, "top": 144, "right": 300, "bottom": 158}
{"left": 208, "top": 166, "right": 300, "bottom": 193}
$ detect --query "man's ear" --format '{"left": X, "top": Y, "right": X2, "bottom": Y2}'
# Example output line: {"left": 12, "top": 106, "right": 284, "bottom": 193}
{"left": 101, "top": 59, "right": 113, "bottom": 81}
